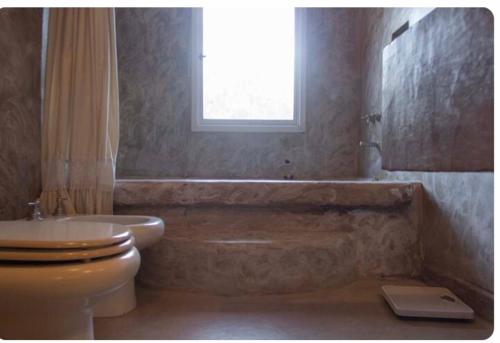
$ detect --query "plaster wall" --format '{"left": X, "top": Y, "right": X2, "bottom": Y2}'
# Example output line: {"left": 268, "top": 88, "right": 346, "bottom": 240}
{"left": 359, "top": 8, "right": 494, "bottom": 318}
{"left": 0, "top": 8, "right": 42, "bottom": 220}
{"left": 115, "top": 8, "right": 362, "bottom": 179}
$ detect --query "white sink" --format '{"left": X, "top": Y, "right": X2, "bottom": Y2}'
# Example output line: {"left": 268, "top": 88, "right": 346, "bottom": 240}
{"left": 58, "top": 215, "right": 164, "bottom": 250}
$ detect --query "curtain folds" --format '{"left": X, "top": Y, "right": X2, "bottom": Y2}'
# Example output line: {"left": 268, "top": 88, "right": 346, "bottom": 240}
{"left": 40, "top": 8, "right": 119, "bottom": 215}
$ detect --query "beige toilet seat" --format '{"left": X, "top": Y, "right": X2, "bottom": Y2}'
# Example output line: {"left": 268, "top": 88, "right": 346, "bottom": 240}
{"left": 0, "top": 220, "right": 131, "bottom": 249}
{"left": 0, "top": 220, "right": 134, "bottom": 262}
{"left": 0, "top": 237, "right": 135, "bottom": 262}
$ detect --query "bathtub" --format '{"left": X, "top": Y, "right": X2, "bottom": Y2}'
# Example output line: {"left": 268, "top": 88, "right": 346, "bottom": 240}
{"left": 114, "top": 179, "right": 423, "bottom": 295}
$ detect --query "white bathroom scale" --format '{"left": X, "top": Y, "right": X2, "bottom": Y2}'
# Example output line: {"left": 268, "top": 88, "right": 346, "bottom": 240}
{"left": 382, "top": 285, "right": 474, "bottom": 320}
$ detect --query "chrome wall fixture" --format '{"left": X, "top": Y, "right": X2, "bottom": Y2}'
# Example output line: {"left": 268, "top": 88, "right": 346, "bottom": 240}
{"left": 359, "top": 141, "right": 381, "bottom": 153}
{"left": 361, "top": 113, "right": 382, "bottom": 124}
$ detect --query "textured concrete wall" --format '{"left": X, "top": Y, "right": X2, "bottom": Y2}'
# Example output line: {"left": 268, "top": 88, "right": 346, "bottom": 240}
{"left": 359, "top": 8, "right": 493, "bottom": 319}
{"left": 381, "top": 8, "right": 493, "bottom": 171}
{"left": 0, "top": 9, "right": 42, "bottom": 220}
{"left": 115, "top": 8, "right": 362, "bottom": 179}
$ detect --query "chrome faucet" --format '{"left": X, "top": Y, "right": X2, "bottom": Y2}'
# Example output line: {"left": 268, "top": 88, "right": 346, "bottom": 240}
{"left": 27, "top": 199, "right": 44, "bottom": 221}
{"left": 361, "top": 113, "right": 382, "bottom": 124}
{"left": 52, "top": 196, "right": 67, "bottom": 217}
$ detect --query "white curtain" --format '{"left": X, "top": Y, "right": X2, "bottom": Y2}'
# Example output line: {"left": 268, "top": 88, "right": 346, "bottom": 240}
{"left": 40, "top": 8, "right": 119, "bottom": 215}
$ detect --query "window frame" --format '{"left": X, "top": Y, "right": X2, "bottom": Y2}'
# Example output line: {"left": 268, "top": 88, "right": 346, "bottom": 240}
{"left": 190, "top": 8, "right": 307, "bottom": 133}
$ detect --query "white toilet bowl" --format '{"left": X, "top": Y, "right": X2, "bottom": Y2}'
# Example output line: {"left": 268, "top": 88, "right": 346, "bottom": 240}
{"left": 57, "top": 215, "right": 164, "bottom": 317}
{"left": 0, "top": 220, "right": 140, "bottom": 339}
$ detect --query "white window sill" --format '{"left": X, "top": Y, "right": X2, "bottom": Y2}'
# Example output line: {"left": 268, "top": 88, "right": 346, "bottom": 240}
{"left": 191, "top": 119, "right": 305, "bottom": 133}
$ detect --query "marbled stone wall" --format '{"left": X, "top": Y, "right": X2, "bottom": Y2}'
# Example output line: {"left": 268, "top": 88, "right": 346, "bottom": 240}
{"left": 0, "top": 9, "right": 42, "bottom": 220}
{"left": 114, "top": 179, "right": 419, "bottom": 208}
{"left": 115, "top": 8, "right": 362, "bottom": 179}
{"left": 359, "top": 8, "right": 493, "bottom": 319}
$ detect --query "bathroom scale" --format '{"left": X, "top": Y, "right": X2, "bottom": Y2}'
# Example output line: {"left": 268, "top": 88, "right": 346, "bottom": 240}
{"left": 382, "top": 285, "right": 474, "bottom": 320}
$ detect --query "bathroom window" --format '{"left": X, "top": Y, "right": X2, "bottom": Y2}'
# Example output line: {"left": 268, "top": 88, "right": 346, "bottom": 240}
{"left": 191, "top": 8, "right": 306, "bottom": 132}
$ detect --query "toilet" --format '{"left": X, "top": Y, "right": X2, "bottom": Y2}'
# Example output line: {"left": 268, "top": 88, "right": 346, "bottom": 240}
{"left": 57, "top": 214, "right": 165, "bottom": 317}
{"left": 0, "top": 220, "right": 140, "bottom": 340}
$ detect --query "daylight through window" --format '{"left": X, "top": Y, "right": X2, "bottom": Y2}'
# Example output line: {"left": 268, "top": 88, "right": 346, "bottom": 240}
{"left": 191, "top": 8, "right": 306, "bottom": 132}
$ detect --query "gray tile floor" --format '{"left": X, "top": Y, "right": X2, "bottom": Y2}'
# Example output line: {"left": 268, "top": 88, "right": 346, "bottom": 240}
{"left": 94, "top": 278, "right": 493, "bottom": 340}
